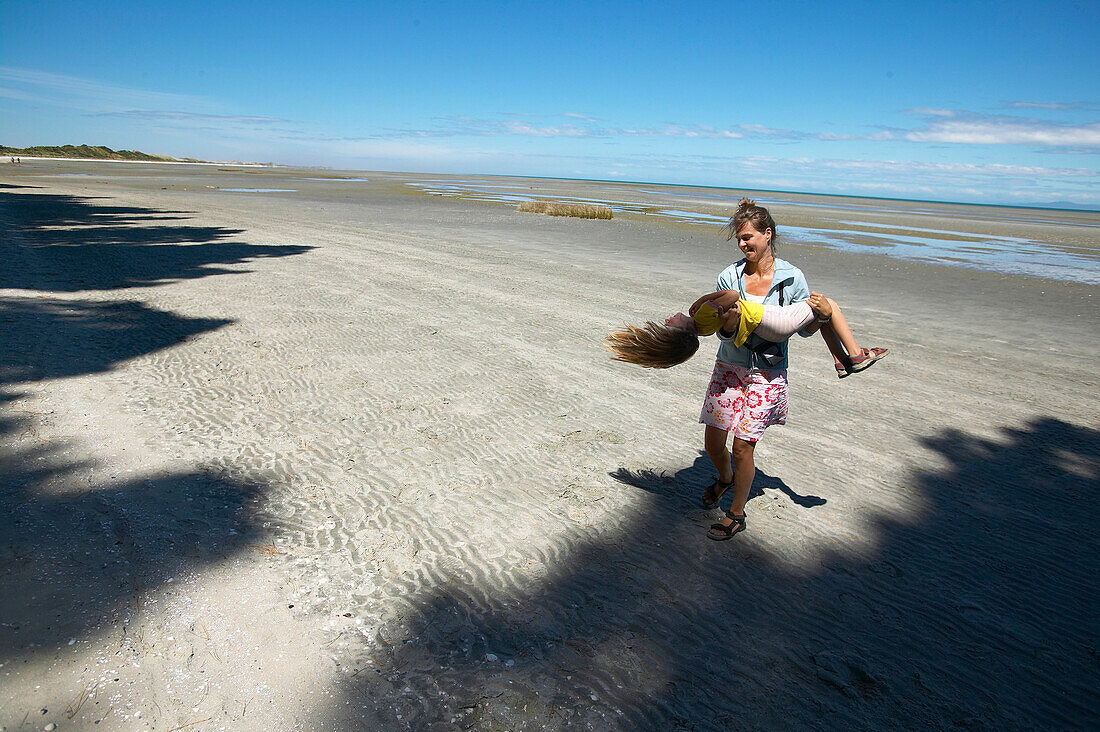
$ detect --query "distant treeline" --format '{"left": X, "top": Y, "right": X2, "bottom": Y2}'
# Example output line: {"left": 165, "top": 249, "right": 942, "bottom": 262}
{"left": 1, "top": 144, "right": 204, "bottom": 162}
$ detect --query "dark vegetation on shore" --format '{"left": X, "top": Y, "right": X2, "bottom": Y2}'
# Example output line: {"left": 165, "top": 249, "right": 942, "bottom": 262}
{"left": 1, "top": 144, "right": 206, "bottom": 163}
{"left": 517, "top": 200, "right": 614, "bottom": 219}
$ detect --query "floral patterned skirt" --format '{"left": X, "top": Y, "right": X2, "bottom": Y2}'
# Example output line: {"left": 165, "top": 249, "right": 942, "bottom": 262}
{"left": 699, "top": 360, "right": 788, "bottom": 442}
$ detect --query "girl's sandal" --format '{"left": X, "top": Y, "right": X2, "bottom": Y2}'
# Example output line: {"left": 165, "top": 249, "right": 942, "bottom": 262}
{"left": 701, "top": 478, "right": 734, "bottom": 509}
{"left": 848, "top": 347, "right": 889, "bottom": 373}
{"left": 835, "top": 361, "right": 851, "bottom": 379}
{"left": 707, "top": 511, "right": 747, "bottom": 541}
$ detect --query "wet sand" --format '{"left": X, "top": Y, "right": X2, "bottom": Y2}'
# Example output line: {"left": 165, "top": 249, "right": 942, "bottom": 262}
{"left": 2, "top": 160, "right": 1098, "bottom": 730}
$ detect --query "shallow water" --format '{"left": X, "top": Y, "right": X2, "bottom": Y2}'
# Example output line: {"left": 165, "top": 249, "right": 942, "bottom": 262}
{"left": 293, "top": 177, "right": 370, "bottom": 182}
{"left": 782, "top": 225, "right": 1100, "bottom": 285}
{"left": 219, "top": 188, "right": 297, "bottom": 193}
{"left": 404, "top": 178, "right": 1100, "bottom": 284}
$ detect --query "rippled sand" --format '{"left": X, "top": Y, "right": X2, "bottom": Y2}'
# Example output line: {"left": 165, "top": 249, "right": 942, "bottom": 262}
{"left": 2, "top": 160, "right": 1098, "bottom": 730}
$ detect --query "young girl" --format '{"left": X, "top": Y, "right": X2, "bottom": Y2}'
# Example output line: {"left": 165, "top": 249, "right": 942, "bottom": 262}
{"left": 606, "top": 198, "right": 887, "bottom": 541}
{"left": 604, "top": 290, "right": 887, "bottom": 377}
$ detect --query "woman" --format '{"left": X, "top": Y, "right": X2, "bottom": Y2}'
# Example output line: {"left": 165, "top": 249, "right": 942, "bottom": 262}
{"left": 690, "top": 198, "right": 807, "bottom": 540}
{"left": 606, "top": 198, "right": 887, "bottom": 540}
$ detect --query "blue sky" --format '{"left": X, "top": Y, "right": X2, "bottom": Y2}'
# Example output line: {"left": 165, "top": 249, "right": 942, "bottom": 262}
{"left": 2, "top": 0, "right": 1098, "bottom": 207}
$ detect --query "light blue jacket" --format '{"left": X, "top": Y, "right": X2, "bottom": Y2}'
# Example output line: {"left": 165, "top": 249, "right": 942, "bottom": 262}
{"left": 713, "top": 257, "right": 811, "bottom": 370}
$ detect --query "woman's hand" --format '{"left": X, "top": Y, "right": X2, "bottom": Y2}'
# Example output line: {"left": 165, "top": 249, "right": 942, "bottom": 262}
{"left": 689, "top": 290, "right": 741, "bottom": 315}
{"left": 707, "top": 299, "right": 742, "bottom": 336}
{"left": 807, "top": 292, "right": 833, "bottom": 321}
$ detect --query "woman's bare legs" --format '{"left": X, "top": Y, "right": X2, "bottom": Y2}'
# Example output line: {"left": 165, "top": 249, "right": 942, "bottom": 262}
{"left": 728, "top": 438, "right": 755, "bottom": 516}
{"left": 704, "top": 425, "right": 734, "bottom": 484}
{"left": 705, "top": 425, "right": 755, "bottom": 529}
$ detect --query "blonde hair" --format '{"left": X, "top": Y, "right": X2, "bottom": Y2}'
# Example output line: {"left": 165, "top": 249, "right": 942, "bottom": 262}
{"left": 604, "top": 321, "right": 699, "bottom": 369}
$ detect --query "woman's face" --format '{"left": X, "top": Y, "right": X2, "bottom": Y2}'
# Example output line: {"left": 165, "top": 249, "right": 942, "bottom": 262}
{"left": 735, "top": 223, "right": 773, "bottom": 262}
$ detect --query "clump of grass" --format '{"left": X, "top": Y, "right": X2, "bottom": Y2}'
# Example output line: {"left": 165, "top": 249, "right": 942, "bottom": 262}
{"left": 248, "top": 541, "right": 287, "bottom": 556}
{"left": 66, "top": 683, "right": 92, "bottom": 719}
{"left": 518, "top": 200, "right": 613, "bottom": 219}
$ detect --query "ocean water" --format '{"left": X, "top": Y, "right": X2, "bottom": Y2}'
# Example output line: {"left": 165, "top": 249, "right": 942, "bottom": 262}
{"left": 404, "top": 178, "right": 1100, "bottom": 285}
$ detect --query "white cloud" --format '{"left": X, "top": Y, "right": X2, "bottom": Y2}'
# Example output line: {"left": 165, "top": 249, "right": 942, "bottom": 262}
{"left": 384, "top": 116, "right": 780, "bottom": 140}
{"left": 723, "top": 156, "right": 1098, "bottom": 205}
{"left": 1003, "top": 101, "right": 1094, "bottom": 111}
{"left": 620, "top": 124, "right": 745, "bottom": 139}
{"left": 383, "top": 107, "right": 1100, "bottom": 153}
{"left": 400, "top": 107, "right": 1100, "bottom": 151}
{"left": 98, "top": 110, "right": 288, "bottom": 124}
{"left": 903, "top": 108, "right": 957, "bottom": 117}
{"left": 739, "top": 156, "right": 1095, "bottom": 179}
{"left": 0, "top": 66, "right": 207, "bottom": 113}
{"left": 890, "top": 109, "right": 1100, "bottom": 149}
{"left": 332, "top": 138, "right": 477, "bottom": 161}
{"left": 906, "top": 118, "right": 1100, "bottom": 147}
{"left": 0, "top": 86, "right": 54, "bottom": 104}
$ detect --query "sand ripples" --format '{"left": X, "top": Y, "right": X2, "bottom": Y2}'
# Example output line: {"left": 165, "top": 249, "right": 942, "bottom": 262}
{"left": 64, "top": 183, "right": 1096, "bottom": 728}
{"left": 103, "top": 198, "right": 703, "bottom": 720}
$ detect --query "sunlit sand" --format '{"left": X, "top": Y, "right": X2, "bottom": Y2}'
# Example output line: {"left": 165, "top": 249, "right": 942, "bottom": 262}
{"left": 2, "top": 158, "right": 1097, "bottom": 729}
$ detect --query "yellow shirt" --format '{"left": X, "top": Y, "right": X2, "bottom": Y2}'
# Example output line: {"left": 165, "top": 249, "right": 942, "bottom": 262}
{"left": 693, "top": 299, "right": 764, "bottom": 345}
{"left": 734, "top": 300, "right": 764, "bottom": 346}
{"left": 692, "top": 302, "right": 724, "bottom": 336}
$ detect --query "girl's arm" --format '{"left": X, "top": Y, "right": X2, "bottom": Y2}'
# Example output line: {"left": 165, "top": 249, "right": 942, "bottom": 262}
{"left": 688, "top": 289, "right": 740, "bottom": 316}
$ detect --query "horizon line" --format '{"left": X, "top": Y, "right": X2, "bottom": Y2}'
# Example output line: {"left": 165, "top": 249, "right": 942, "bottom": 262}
{"left": 7, "top": 152, "right": 1098, "bottom": 214}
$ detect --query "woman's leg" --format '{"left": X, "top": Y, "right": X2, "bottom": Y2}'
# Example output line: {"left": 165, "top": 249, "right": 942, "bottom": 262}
{"left": 709, "top": 437, "right": 755, "bottom": 534}
{"left": 704, "top": 425, "right": 734, "bottom": 484}
{"left": 728, "top": 438, "right": 755, "bottom": 516}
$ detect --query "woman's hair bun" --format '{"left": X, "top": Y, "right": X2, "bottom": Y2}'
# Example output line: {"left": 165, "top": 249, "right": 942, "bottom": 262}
{"left": 728, "top": 197, "right": 778, "bottom": 248}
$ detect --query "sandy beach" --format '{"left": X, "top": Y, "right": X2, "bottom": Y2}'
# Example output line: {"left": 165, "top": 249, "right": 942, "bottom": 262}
{"left": 1, "top": 159, "right": 1098, "bottom": 730}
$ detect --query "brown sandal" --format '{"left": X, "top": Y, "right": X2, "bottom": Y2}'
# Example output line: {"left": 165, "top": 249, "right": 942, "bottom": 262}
{"left": 707, "top": 510, "right": 746, "bottom": 541}
{"left": 701, "top": 477, "right": 734, "bottom": 509}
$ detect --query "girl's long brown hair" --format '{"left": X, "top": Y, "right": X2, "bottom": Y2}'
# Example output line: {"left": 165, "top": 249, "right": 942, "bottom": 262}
{"left": 604, "top": 322, "right": 699, "bottom": 369}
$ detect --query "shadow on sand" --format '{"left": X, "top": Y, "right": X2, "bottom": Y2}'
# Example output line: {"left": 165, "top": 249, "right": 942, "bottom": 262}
{"left": 0, "top": 190, "right": 312, "bottom": 291}
{"left": 0, "top": 189, "right": 312, "bottom": 677}
{"left": 0, "top": 404, "right": 267, "bottom": 659}
{"left": 330, "top": 419, "right": 1098, "bottom": 729}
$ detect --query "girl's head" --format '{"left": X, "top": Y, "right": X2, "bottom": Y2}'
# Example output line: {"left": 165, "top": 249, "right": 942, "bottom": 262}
{"left": 726, "top": 198, "right": 777, "bottom": 262}
{"left": 604, "top": 320, "right": 699, "bottom": 369}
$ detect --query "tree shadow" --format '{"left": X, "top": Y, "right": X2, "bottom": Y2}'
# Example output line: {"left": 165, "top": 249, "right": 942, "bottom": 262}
{"left": 0, "top": 414, "right": 267, "bottom": 659}
{"left": 0, "top": 297, "right": 269, "bottom": 715}
{"left": 1, "top": 190, "right": 313, "bottom": 291}
{"left": 3, "top": 191, "right": 191, "bottom": 228}
{"left": 0, "top": 188, "right": 316, "bottom": 695}
{"left": 0, "top": 297, "right": 231, "bottom": 383}
{"left": 611, "top": 451, "right": 827, "bottom": 510}
{"left": 330, "top": 418, "right": 1098, "bottom": 729}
